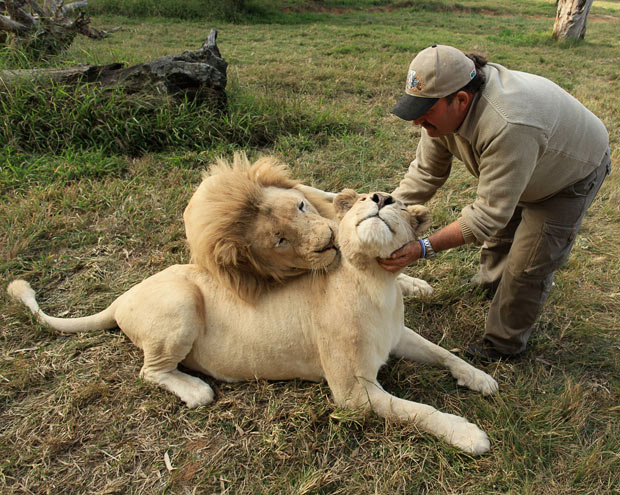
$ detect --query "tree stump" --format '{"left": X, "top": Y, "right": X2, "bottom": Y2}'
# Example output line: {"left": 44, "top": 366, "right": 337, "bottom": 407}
{"left": 552, "top": 0, "right": 594, "bottom": 41}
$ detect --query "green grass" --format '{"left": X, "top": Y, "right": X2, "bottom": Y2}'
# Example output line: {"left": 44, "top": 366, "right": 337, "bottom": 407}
{"left": 0, "top": 81, "right": 355, "bottom": 160}
{"left": 0, "top": 148, "right": 128, "bottom": 193}
{"left": 1, "top": 1, "right": 619, "bottom": 493}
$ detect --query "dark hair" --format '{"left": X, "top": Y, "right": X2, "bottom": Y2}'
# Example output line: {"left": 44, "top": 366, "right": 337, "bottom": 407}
{"left": 446, "top": 53, "right": 488, "bottom": 102}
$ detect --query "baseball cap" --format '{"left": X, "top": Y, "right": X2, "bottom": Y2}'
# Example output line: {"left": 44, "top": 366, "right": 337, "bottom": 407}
{"left": 391, "top": 44, "right": 477, "bottom": 121}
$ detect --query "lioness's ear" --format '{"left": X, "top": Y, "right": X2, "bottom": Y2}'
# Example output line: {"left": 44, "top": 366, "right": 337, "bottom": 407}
{"left": 407, "top": 205, "right": 432, "bottom": 237}
{"left": 334, "top": 189, "right": 358, "bottom": 220}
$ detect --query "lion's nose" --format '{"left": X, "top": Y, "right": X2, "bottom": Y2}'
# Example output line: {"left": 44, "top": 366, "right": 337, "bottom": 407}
{"left": 371, "top": 193, "right": 394, "bottom": 210}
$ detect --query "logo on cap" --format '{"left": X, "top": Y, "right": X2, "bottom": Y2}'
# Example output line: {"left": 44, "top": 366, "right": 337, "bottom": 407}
{"left": 406, "top": 69, "right": 425, "bottom": 92}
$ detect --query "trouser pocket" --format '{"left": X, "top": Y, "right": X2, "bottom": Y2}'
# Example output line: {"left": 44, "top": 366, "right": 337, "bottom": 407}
{"left": 523, "top": 222, "right": 577, "bottom": 278}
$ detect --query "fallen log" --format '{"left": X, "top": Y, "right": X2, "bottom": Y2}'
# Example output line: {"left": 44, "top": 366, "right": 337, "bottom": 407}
{"left": 0, "top": 29, "right": 229, "bottom": 107}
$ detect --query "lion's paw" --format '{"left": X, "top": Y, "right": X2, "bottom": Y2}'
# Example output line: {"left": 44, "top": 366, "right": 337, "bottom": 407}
{"left": 142, "top": 369, "right": 215, "bottom": 408}
{"left": 441, "top": 414, "right": 490, "bottom": 455}
{"left": 452, "top": 363, "right": 498, "bottom": 396}
{"left": 397, "top": 274, "right": 433, "bottom": 298}
{"left": 182, "top": 380, "right": 215, "bottom": 409}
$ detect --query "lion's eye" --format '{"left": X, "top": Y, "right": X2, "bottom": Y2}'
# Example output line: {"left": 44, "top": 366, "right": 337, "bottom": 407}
{"left": 298, "top": 201, "right": 305, "bottom": 212}
{"left": 276, "top": 237, "right": 288, "bottom": 247}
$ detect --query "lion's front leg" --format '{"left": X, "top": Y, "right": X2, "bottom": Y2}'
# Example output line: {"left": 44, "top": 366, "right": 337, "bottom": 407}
{"left": 396, "top": 274, "right": 433, "bottom": 298}
{"left": 392, "top": 327, "right": 498, "bottom": 396}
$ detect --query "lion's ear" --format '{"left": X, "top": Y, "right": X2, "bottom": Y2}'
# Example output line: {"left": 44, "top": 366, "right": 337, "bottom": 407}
{"left": 212, "top": 239, "right": 242, "bottom": 267}
{"left": 334, "top": 189, "right": 358, "bottom": 220}
{"left": 407, "top": 205, "right": 432, "bottom": 238}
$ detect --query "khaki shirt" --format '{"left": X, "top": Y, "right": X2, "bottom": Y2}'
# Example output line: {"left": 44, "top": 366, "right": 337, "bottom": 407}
{"left": 392, "top": 62, "right": 609, "bottom": 244}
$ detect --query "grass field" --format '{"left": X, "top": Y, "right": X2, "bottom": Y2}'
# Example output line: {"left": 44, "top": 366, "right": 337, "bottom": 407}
{"left": 1, "top": 0, "right": 619, "bottom": 493}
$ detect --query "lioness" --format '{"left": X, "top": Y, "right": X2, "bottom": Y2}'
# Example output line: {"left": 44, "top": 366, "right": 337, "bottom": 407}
{"left": 8, "top": 189, "right": 497, "bottom": 454}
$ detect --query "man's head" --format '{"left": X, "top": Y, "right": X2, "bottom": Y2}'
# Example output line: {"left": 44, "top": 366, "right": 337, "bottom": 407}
{"left": 392, "top": 44, "right": 484, "bottom": 137}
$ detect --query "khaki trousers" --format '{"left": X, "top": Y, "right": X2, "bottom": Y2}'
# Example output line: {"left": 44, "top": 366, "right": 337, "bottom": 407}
{"left": 474, "top": 150, "right": 611, "bottom": 354}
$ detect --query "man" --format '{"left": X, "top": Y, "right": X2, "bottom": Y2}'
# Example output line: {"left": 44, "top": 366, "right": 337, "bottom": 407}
{"left": 381, "top": 44, "right": 611, "bottom": 362}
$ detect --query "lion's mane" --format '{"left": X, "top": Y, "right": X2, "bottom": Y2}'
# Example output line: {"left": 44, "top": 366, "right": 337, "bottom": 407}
{"left": 184, "top": 152, "right": 306, "bottom": 303}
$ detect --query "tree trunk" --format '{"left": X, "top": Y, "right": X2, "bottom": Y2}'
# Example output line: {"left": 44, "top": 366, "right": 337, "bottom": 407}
{"left": 552, "top": 0, "right": 594, "bottom": 41}
{"left": 0, "top": 29, "right": 228, "bottom": 107}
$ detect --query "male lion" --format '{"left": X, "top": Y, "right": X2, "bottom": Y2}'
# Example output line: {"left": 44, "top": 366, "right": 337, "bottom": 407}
{"left": 183, "top": 152, "right": 432, "bottom": 302}
{"left": 8, "top": 189, "right": 497, "bottom": 454}
{"left": 183, "top": 152, "right": 340, "bottom": 303}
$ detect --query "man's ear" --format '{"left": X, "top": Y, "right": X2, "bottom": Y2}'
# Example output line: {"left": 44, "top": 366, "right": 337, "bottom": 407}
{"left": 455, "top": 90, "right": 473, "bottom": 114}
{"left": 334, "top": 189, "right": 358, "bottom": 220}
{"left": 407, "top": 205, "right": 432, "bottom": 237}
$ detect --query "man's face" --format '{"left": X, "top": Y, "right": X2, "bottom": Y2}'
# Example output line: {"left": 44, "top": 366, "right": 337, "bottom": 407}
{"left": 412, "top": 93, "right": 470, "bottom": 137}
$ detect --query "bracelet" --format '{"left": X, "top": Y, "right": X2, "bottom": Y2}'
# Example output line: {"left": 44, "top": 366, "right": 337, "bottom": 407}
{"left": 420, "top": 237, "right": 436, "bottom": 258}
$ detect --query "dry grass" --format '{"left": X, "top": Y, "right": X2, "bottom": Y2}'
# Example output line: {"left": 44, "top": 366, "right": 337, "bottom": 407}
{"left": 2, "top": 1, "right": 620, "bottom": 494}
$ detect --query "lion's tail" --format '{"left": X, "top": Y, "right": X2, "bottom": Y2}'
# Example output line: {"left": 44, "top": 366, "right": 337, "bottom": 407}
{"left": 7, "top": 279, "right": 118, "bottom": 334}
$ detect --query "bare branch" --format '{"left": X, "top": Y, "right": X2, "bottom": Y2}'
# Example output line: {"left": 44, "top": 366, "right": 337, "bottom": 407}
{"left": 72, "top": 10, "right": 108, "bottom": 40}
{"left": 6, "top": 0, "right": 38, "bottom": 28}
{"left": 1, "top": 0, "right": 115, "bottom": 54}
{"left": 61, "top": 1, "right": 88, "bottom": 15}
{"left": 26, "top": 0, "right": 47, "bottom": 18}
{"left": 0, "top": 13, "right": 28, "bottom": 33}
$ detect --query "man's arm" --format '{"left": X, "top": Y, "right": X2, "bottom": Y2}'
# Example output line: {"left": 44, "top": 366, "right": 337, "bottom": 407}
{"left": 378, "top": 220, "right": 465, "bottom": 273}
{"left": 392, "top": 133, "right": 453, "bottom": 205}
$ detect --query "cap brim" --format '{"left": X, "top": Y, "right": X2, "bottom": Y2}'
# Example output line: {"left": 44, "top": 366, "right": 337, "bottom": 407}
{"left": 391, "top": 94, "right": 438, "bottom": 121}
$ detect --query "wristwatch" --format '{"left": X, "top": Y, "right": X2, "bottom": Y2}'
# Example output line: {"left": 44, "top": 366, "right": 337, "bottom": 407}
{"left": 419, "top": 237, "right": 436, "bottom": 259}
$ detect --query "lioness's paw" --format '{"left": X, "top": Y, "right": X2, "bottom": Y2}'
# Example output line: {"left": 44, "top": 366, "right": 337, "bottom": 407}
{"left": 453, "top": 364, "right": 498, "bottom": 396}
{"left": 397, "top": 274, "right": 433, "bottom": 298}
{"left": 442, "top": 414, "right": 490, "bottom": 455}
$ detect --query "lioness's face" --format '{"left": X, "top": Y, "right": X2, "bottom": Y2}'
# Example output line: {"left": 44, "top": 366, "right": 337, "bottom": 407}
{"left": 336, "top": 191, "right": 427, "bottom": 260}
{"left": 248, "top": 187, "right": 340, "bottom": 277}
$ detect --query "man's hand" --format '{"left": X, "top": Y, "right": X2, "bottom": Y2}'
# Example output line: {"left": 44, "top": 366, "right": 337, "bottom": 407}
{"left": 377, "top": 240, "right": 422, "bottom": 273}
{"left": 377, "top": 220, "right": 466, "bottom": 273}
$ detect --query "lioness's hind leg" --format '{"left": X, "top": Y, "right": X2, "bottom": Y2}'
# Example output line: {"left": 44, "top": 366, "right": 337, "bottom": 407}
{"left": 397, "top": 274, "right": 433, "bottom": 298}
